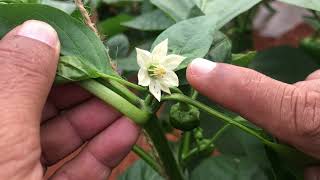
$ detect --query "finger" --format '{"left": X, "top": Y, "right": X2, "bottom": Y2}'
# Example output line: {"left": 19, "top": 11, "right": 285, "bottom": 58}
{"left": 50, "top": 117, "right": 139, "bottom": 180}
{"left": 186, "top": 58, "right": 317, "bottom": 143}
{"left": 48, "top": 83, "right": 92, "bottom": 109}
{"left": 294, "top": 80, "right": 320, "bottom": 93}
{"left": 305, "top": 166, "right": 320, "bottom": 180}
{"left": 42, "top": 84, "right": 92, "bottom": 122}
{"left": 306, "top": 70, "right": 320, "bottom": 81}
{"left": 41, "top": 98, "right": 121, "bottom": 166}
{"left": 0, "top": 20, "right": 59, "bottom": 177}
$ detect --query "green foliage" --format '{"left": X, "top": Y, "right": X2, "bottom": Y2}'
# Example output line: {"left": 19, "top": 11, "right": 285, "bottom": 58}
{"left": 232, "top": 51, "right": 257, "bottom": 67}
{"left": 190, "top": 155, "right": 270, "bottom": 180}
{"left": 103, "top": 0, "right": 142, "bottom": 4}
{"left": 56, "top": 56, "right": 100, "bottom": 83}
{"left": 122, "top": 9, "right": 175, "bottom": 31}
{"left": 150, "top": 0, "right": 194, "bottom": 22}
{"left": 118, "top": 160, "right": 163, "bottom": 180}
{"left": 300, "top": 36, "right": 320, "bottom": 62}
{"left": 97, "top": 14, "right": 133, "bottom": 36}
{"left": 152, "top": 16, "right": 216, "bottom": 70}
{"left": 206, "top": 31, "right": 232, "bottom": 63}
{"left": 2, "top": 1, "right": 320, "bottom": 180}
{"left": 193, "top": 0, "right": 261, "bottom": 16}
{"left": 105, "top": 34, "right": 130, "bottom": 59}
{"left": 250, "top": 46, "right": 319, "bottom": 83}
{"left": 0, "top": 4, "right": 116, "bottom": 80}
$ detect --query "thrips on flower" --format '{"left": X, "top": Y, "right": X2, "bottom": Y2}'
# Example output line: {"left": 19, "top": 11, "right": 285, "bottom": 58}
{"left": 136, "top": 39, "right": 185, "bottom": 101}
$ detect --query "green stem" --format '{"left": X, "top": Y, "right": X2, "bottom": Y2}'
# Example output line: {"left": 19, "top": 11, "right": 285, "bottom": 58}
{"left": 99, "top": 73, "right": 147, "bottom": 92}
{"left": 162, "top": 94, "right": 269, "bottom": 144}
{"left": 102, "top": 79, "right": 143, "bottom": 107}
{"left": 210, "top": 123, "right": 231, "bottom": 144}
{"left": 132, "top": 145, "right": 161, "bottom": 175}
{"left": 144, "top": 115, "right": 185, "bottom": 180}
{"left": 79, "top": 79, "right": 150, "bottom": 125}
{"left": 182, "top": 124, "right": 230, "bottom": 163}
{"left": 191, "top": 90, "right": 198, "bottom": 99}
{"left": 179, "top": 132, "right": 191, "bottom": 164}
{"left": 170, "top": 87, "right": 183, "bottom": 94}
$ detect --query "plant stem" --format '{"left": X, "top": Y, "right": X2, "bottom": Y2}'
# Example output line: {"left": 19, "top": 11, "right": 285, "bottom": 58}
{"left": 99, "top": 73, "right": 147, "bottom": 92}
{"left": 210, "top": 123, "right": 231, "bottom": 144}
{"left": 170, "top": 87, "right": 183, "bottom": 94}
{"left": 132, "top": 145, "right": 162, "bottom": 175}
{"left": 162, "top": 94, "right": 269, "bottom": 144}
{"left": 144, "top": 115, "right": 185, "bottom": 180}
{"left": 179, "top": 132, "right": 191, "bottom": 164}
{"left": 74, "top": 0, "right": 99, "bottom": 36}
{"left": 182, "top": 125, "right": 231, "bottom": 163}
{"left": 101, "top": 79, "right": 143, "bottom": 107}
{"left": 191, "top": 90, "right": 198, "bottom": 99}
{"left": 79, "top": 79, "right": 150, "bottom": 125}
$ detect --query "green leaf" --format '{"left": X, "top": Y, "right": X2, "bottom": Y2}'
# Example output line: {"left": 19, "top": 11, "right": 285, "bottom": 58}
{"left": 232, "top": 51, "right": 257, "bottom": 67}
{"left": 56, "top": 56, "right": 100, "bottom": 83}
{"left": 278, "top": 0, "right": 320, "bottom": 11}
{"left": 153, "top": 0, "right": 261, "bottom": 70}
{"left": 0, "top": 4, "right": 116, "bottom": 78}
{"left": 103, "top": 0, "right": 142, "bottom": 4}
{"left": 118, "top": 159, "right": 163, "bottom": 180}
{"left": 193, "top": 0, "right": 261, "bottom": 16}
{"left": 122, "top": 10, "right": 175, "bottom": 31}
{"left": 152, "top": 16, "right": 217, "bottom": 71}
{"left": 150, "top": 0, "right": 195, "bottom": 22}
{"left": 190, "top": 155, "right": 270, "bottom": 180}
{"left": 41, "top": 0, "right": 76, "bottom": 14}
{"left": 105, "top": 34, "right": 130, "bottom": 59}
{"left": 249, "top": 46, "right": 319, "bottom": 84}
{"left": 97, "top": 14, "right": 133, "bottom": 36}
{"left": 117, "top": 41, "right": 153, "bottom": 72}
{"left": 265, "top": 142, "right": 318, "bottom": 179}
{"left": 206, "top": 31, "right": 232, "bottom": 63}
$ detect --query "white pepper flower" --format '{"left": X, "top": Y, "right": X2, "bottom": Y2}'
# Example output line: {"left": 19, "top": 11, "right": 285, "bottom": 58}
{"left": 136, "top": 39, "right": 185, "bottom": 101}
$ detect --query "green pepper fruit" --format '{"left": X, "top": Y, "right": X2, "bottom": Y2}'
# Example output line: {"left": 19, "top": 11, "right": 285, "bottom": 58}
{"left": 300, "top": 36, "right": 320, "bottom": 61}
{"left": 169, "top": 103, "right": 200, "bottom": 131}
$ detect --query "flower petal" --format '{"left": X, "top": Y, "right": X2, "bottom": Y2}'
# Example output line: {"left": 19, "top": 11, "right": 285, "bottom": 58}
{"left": 160, "top": 83, "right": 171, "bottom": 94}
{"left": 160, "top": 71, "right": 179, "bottom": 87}
{"left": 149, "top": 80, "right": 162, "bottom": 101}
{"left": 138, "top": 69, "right": 151, "bottom": 86}
{"left": 152, "top": 39, "right": 168, "bottom": 58}
{"left": 161, "top": 54, "right": 185, "bottom": 70}
{"left": 136, "top": 48, "right": 151, "bottom": 68}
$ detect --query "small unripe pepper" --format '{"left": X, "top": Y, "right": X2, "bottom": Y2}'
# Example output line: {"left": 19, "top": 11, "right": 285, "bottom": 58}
{"left": 169, "top": 103, "right": 200, "bottom": 131}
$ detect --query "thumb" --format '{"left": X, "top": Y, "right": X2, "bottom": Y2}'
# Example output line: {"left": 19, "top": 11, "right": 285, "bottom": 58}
{"left": 186, "top": 58, "right": 316, "bottom": 145}
{"left": 0, "top": 20, "right": 59, "bottom": 178}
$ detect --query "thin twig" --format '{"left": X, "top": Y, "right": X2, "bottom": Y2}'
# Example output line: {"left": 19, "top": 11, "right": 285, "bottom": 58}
{"left": 74, "top": 0, "right": 99, "bottom": 36}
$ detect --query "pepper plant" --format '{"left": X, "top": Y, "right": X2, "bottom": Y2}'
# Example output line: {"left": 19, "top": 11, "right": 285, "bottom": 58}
{"left": 0, "top": 0, "right": 320, "bottom": 179}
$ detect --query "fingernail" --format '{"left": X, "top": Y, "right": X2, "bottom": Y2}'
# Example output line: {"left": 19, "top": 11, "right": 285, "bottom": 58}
{"left": 17, "top": 20, "right": 59, "bottom": 48}
{"left": 189, "top": 58, "right": 217, "bottom": 75}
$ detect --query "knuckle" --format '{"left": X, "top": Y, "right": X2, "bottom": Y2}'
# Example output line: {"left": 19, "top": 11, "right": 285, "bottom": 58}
{"left": 240, "top": 69, "right": 266, "bottom": 102}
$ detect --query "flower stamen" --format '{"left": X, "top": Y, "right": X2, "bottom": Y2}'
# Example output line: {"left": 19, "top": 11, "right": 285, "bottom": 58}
{"left": 148, "top": 65, "right": 166, "bottom": 78}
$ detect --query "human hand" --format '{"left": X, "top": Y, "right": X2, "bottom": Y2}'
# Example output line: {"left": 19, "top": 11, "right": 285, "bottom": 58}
{"left": 0, "top": 20, "right": 139, "bottom": 180}
{"left": 187, "top": 58, "right": 320, "bottom": 179}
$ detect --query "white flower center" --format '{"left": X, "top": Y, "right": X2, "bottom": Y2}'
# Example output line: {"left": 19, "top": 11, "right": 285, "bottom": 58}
{"left": 148, "top": 64, "right": 166, "bottom": 79}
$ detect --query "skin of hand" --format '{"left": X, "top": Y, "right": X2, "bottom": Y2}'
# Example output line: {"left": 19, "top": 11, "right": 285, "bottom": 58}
{"left": 187, "top": 58, "right": 320, "bottom": 180}
{"left": 0, "top": 20, "right": 140, "bottom": 180}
